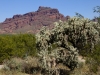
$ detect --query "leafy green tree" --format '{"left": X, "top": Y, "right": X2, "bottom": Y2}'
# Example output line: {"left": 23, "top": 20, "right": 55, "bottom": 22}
{"left": 93, "top": 6, "right": 100, "bottom": 24}
{"left": 93, "top": 6, "right": 100, "bottom": 16}
{"left": 75, "top": 12, "right": 84, "bottom": 18}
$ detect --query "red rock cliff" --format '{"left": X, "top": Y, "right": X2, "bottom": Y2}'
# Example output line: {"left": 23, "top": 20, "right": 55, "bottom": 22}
{"left": 0, "top": 6, "right": 67, "bottom": 33}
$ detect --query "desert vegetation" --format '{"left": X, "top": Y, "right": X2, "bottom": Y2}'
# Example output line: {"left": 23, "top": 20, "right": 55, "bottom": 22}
{"left": 0, "top": 34, "right": 37, "bottom": 63}
{"left": 0, "top": 16, "right": 100, "bottom": 75}
{"left": 0, "top": 6, "right": 100, "bottom": 75}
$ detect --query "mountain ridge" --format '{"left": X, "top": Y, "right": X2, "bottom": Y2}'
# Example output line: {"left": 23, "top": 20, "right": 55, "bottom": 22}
{"left": 0, "top": 6, "right": 69, "bottom": 34}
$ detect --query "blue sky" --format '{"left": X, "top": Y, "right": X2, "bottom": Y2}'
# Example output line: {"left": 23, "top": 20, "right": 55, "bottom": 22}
{"left": 0, "top": 0, "right": 99, "bottom": 22}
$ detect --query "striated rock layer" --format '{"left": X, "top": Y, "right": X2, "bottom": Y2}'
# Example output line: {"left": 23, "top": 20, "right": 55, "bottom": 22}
{"left": 0, "top": 6, "right": 69, "bottom": 34}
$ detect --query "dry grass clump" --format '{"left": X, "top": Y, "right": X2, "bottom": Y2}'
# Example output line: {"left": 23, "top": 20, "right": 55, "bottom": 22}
{"left": 3, "top": 57, "right": 24, "bottom": 71}
{"left": 24, "top": 56, "right": 39, "bottom": 68}
{"left": 23, "top": 56, "right": 40, "bottom": 74}
{"left": 70, "top": 57, "right": 100, "bottom": 75}
{"left": 2, "top": 56, "right": 40, "bottom": 74}
{"left": 0, "top": 70, "right": 29, "bottom": 75}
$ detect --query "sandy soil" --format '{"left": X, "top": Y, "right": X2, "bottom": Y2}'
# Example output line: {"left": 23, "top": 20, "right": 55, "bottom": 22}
{"left": 0, "top": 65, "right": 4, "bottom": 70}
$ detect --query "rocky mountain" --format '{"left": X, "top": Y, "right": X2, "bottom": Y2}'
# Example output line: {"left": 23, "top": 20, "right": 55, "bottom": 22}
{"left": 0, "top": 6, "right": 69, "bottom": 34}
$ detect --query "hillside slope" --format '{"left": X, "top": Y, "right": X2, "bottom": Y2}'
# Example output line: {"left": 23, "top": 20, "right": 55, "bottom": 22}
{"left": 0, "top": 6, "right": 69, "bottom": 34}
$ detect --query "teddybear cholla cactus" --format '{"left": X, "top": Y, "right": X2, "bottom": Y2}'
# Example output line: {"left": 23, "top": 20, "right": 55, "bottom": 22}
{"left": 36, "top": 17, "right": 100, "bottom": 74}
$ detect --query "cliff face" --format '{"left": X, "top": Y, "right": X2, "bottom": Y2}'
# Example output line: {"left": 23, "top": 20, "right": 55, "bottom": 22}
{"left": 0, "top": 6, "right": 67, "bottom": 34}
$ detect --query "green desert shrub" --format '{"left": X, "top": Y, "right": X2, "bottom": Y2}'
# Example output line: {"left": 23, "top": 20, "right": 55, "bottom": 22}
{"left": 0, "top": 34, "right": 37, "bottom": 63}
{"left": 81, "top": 42, "right": 100, "bottom": 73}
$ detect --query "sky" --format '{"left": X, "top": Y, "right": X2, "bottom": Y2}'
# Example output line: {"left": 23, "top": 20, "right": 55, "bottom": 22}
{"left": 0, "top": 0, "right": 100, "bottom": 22}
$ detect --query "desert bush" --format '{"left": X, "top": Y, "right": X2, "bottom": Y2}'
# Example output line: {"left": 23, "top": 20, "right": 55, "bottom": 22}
{"left": 84, "top": 42, "right": 100, "bottom": 73}
{"left": 3, "top": 57, "right": 24, "bottom": 71}
{"left": 0, "top": 34, "right": 37, "bottom": 63}
{"left": 0, "top": 70, "right": 28, "bottom": 75}
{"left": 23, "top": 56, "right": 40, "bottom": 74}
{"left": 3, "top": 56, "right": 40, "bottom": 74}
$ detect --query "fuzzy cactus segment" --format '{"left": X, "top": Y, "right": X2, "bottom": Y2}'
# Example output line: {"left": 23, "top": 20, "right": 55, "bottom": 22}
{"left": 36, "top": 17, "right": 100, "bottom": 72}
